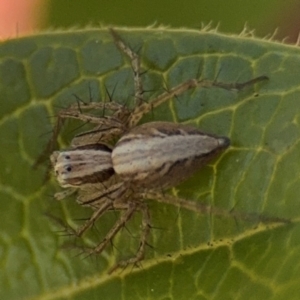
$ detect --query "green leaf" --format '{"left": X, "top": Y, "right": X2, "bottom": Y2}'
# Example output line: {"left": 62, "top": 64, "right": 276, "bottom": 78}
{"left": 0, "top": 28, "right": 299, "bottom": 300}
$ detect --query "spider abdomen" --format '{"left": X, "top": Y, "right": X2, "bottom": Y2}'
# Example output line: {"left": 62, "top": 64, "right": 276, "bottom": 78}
{"left": 112, "top": 121, "right": 230, "bottom": 189}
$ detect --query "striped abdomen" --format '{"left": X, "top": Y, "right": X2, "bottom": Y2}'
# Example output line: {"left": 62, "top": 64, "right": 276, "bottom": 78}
{"left": 112, "top": 121, "right": 230, "bottom": 189}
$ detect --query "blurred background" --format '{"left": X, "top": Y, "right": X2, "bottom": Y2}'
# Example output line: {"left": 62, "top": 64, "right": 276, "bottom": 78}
{"left": 0, "top": 0, "right": 300, "bottom": 43}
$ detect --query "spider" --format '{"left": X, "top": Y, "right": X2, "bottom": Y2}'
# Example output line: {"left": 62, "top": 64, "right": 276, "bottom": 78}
{"left": 44, "top": 28, "right": 283, "bottom": 272}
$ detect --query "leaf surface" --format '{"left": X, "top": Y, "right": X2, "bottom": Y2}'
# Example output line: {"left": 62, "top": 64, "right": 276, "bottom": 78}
{"left": 0, "top": 28, "right": 299, "bottom": 300}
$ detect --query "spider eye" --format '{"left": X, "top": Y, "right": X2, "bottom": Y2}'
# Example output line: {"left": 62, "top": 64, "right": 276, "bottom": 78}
{"left": 65, "top": 155, "right": 70, "bottom": 159}
{"left": 66, "top": 166, "right": 72, "bottom": 172}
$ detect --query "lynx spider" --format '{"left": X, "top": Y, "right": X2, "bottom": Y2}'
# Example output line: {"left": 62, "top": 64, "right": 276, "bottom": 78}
{"left": 46, "top": 29, "right": 283, "bottom": 273}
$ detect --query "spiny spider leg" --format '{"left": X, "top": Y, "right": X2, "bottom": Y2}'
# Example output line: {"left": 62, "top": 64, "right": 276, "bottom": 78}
{"left": 110, "top": 29, "right": 268, "bottom": 129}
{"left": 33, "top": 114, "right": 65, "bottom": 168}
{"left": 57, "top": 101, "right": 128, "bottom": 128}
{"left": 70, "top": 125, "right": 121, "bottom": 147}
{"left": 74, "top": 200, "right": 113, "bottom": 237}
{"left": 64, "top": 182, "right": 128, "bottom": 237}
{"left": 55, "top": 101, "right": 131, "bottom": 147}
{"left": 108, "top": 202, "right": 151, "bottom": 273}
{"left": 109, "top": 28, "right": 144, "bottom": 106}
{"left": 88, "top": 202, "right": 138, "bottom": 256}
{"left": 54, "top": 188, "right": 77, "bottom": 201}
{"left": 35, "top": 100, "right": 131, "bottom": 167}
{"left": 143, "top": 191, "right": 290, "bottom": 224}
{"left": 77, "top": 182, "right": 126, "bottom": 207}
{"left": 128, "top": 76, "right": 268, "bottom": 128}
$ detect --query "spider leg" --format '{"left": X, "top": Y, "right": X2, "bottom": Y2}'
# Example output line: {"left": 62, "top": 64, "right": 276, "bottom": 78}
{"left": 45, "top": 201, "right": 113, "bottom": 237}
{"left": 49, "top": 183, "right": 127, "bottom": 243}
{"left": 33, "top": 113, "right": 65, "bottom": 168}
{"left": 54, "top": 188, "right": 77, "bottom": 201}
{"left": 109, "top": 29, "right": 268, "bottom": 128}
{"left": 129, "top": 76, "right": 269, "bottom": 127}
{"left": 35, "top": 101, "right": 130, "bottom": 169}
{"left": 109, "top": 202, "right": 151, "bottom": 273}
{"left": 88, "top": 201, "right": 138, "bottom": 257}
{"left": 129, "top": 78, "right": 201, "bottom": 127}
{"left": 58, "top": 101, "right": 130, "bottom": 147}
{"left": 143, "top": 191, "right": 290, "bottom": 224}
{"left": 70, "top": 123, "right": 124, "bottom": 147}
{"left": 58, "top": 101, "right": 129, "bottom": 124}
{"left": 77, "top": 181, "right": 125, "bottom": 207}
{"left": 74, "top": 200, "right": 113, "bottom": 237}
{"left": 110, "top": 28, "right": 144, "bottom": 106}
